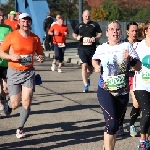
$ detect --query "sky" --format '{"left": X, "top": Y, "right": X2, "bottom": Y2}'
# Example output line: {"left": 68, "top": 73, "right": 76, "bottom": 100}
{"left": 1, "top": 0, "right": 8, "bottom": 4}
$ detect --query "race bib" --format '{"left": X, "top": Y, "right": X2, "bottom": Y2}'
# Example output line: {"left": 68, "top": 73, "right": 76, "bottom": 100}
{"left": 106, "top": 74, "right": 126, "bottom": 91}
{"left": 57, "top": 43, "right": 65, "bottom": 48}
{"left": 83, "top": 37, "right": 95, "bottom": 45}
{"left": 20, "top": 54, "right": 33, "bottom": 66}
{"left": 142, "top": 69, "right": 150, "bottom": 82}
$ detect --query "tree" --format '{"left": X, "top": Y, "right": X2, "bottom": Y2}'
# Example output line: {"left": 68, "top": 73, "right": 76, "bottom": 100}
{"left": 1, "top": 0, "right": 15, "bottom": 17}
{"left": 91, "top": 7, "right": 108, "bottom": 21}
{"left": 102, "top": 0, "right": 120, "bottom": 21}
{"left": 47, "top": 0, "right": 79, "bottom": 19}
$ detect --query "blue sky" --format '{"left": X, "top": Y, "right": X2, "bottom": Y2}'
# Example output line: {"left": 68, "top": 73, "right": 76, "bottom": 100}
{"left": 1, "top": 0, "right": 8, "bottom": 4}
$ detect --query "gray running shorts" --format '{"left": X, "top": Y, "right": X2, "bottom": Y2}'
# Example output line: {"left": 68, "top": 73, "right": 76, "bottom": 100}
{"left": 7, "top": 67, "right": 35, "bottom": 97}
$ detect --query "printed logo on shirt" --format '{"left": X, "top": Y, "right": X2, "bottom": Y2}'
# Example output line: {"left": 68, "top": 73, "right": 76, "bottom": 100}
{"left": 142, "top": 55, "right": 150, "bottom": 69}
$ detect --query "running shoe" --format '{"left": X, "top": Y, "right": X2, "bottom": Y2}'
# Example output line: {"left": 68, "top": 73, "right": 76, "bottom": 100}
{"left": 51, "top": 63, "right": 56, "bottom": 71}
{"left": 83, "top": 85, "right": 89, "bottom": 92}
{"left": 130, "top": 125, "right": 138, "bottom": 137}
{"left": 0, "top": 100, "right": 4, "bottom": 111}
{"left": 16, "top": 128, "right": 25, "bottom": 139}
{"left": 4, "top": 100, "right": 12, "bottom": 116}
{"left": 58, "top": 68, "right": 62, "bottom": 73}
{"left": 118, "top": 126, "right": 125, "bottom": 136}
{"left": 138, "top": 142, "right": 147, "bottom": 150}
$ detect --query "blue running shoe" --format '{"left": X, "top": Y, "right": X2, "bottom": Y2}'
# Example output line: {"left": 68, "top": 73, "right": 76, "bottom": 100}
{"left": 83, "top": 85, "right": 89, "bottom": 92}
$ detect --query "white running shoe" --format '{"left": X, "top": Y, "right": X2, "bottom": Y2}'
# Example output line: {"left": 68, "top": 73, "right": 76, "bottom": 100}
{"left": 0, "top": 100, "right": 4, "bottom": 111}
{"left": 58, "top": 68, "right": 62, "bottom": 73}
{"left": 16, "top": 128, "right": 26, "bottom": 139}
{"left": 51, "top": 63, "right": 56, "bottom": 71}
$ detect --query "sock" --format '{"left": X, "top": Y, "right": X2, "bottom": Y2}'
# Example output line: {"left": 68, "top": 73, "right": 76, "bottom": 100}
{"left": 140, "top": 139, "right": 146, "bottom": 143}
{"left": 19, "top": 106, "right": 30, "bottom": 128}
{"left": 130, "top": 107, "right": 141, "bottom": 126}
{"left": 8, "top": 99, "right": 12, "bottom": 108}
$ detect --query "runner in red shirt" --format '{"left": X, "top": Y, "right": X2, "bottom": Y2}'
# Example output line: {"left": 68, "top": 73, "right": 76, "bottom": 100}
{"left": 49, "top": 17, "right": 69, "bottom": 72}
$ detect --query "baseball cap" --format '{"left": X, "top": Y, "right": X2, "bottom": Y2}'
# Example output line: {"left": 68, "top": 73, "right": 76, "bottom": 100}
{"left": 18, "top": 13, "right": 31, "bottom": 20}
{"left": 10, "top": 11, "right": 16, "bottom": 15}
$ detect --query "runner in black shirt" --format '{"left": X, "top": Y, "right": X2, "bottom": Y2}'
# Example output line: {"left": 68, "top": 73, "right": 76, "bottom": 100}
{"left": 72, "top": 10, "right": 102, "bottom": 92}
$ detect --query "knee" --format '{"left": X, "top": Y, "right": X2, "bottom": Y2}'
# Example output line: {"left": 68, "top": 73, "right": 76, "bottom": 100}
{"left": 105, "top": 121, "right": 118, "bottom": 135}
{"left": 22, "top": 99, "right": 31, "bottom": 110}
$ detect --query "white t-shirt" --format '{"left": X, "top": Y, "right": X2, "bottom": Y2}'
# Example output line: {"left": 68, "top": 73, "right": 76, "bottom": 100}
{"left": 51, "top": 21, "right": 58, "bottom": 27}
{"left": 92, "top": 42, "right": 139, "bottom": 94}
{"left": 133, "top": 40, "right": 150, "bottom": 92}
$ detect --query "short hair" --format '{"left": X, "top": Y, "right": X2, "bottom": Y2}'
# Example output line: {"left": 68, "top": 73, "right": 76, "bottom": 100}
{"left": 107, "top": 20, "right": 121, "bottom": 30}
{"left": 126, "top": 22, "right": 138, "bottom": 30}
{"left": 143, "top": 21, "right": 150, "bottom": 37}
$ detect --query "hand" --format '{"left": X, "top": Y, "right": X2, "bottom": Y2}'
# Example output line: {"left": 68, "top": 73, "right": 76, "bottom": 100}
{"left": 94, "top": 65, "right": 101, "bottom": 73}
{"left": 10, "top": 54, "right": 20, "bottom": 61}
{"left": 54, "top": 30, "right": 59, "bottom": 36}
{"left": 90, "top": 37, "right": 95, "bottom": 43}
{"left": 64, "top": 32, "right": 68, "bottom": 36}
{"left": 36, "top": 54, "right": 45, "bottom": 63}
{"left": 76, "top": 35, "right": 82, "bottom": 41}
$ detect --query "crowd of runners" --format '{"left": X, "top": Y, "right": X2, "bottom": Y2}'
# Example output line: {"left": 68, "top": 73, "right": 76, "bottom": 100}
{"left": 0, "top": 7, "right": 150, "bottom": 150}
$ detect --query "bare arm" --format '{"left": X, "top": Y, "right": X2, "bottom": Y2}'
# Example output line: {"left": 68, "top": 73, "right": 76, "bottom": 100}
{"left": 0, "top": 49, "right": 11, "bottom": 60}
{"left": 95, "top": 32, "right": 102, "bottom": 40}
{"left": 92, "top": 59, "right": 101, "bottom": 73}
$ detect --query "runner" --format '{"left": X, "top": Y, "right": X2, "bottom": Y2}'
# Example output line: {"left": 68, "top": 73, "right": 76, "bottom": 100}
{"left": 0, "top": 13, "right": 45, "bottom": 138}
{"left": 92, "top": 21, "right": 141, "bottom": 150}
{"left": 133, "top": 21, "right": 150, "bottom": 150}
{"left": 72, "top": 10, "right": 102, "bottom": 92}
{"left": 4, "top": 11, "right": 18, "bottom": 31}
{"left": 118, "top": 22, "right": 143, "bottom": 136}
{"left": 43, "top": 12, "right": 54, "bottom": 51}
{"left": 48, "top": 16, "right": 69, "bottom": 72}
{"left": 0, "top": 8, "right": 12, "bottom": 117}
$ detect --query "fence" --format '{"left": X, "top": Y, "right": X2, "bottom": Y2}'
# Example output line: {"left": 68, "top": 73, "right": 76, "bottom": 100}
{"left": 66, "top": 20, "right": 143, "bottom": 44}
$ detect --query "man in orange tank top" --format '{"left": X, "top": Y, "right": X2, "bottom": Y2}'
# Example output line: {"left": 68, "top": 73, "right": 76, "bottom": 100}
{"left": 0, "top": 13, "right": 45, "bottom": 139}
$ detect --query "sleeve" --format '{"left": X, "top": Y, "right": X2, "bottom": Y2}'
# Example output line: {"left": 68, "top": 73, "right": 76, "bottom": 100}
{"left": 48, "top": 25, "right": 54, "bottom": 33}
{"left": 95, "top": 22, "right": 102, "bottom": 33}
{"left": 36, "top": 37, "right": 43, "bottom": 55}
{"left": 1, "top": 33, "right": 11, "bottom": 52}
{"left": 73, "top": 24, "right": 80, "bottom": 34}
{"left": 128, "top": 43, "right": 140, "bottom": 60}
{"left": 92, "top": 45, "right": 101, "bottom": 60}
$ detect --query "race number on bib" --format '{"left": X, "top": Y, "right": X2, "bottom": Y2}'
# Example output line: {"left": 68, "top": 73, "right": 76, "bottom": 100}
{"left": 83, "top": 37, "right": 95, "bottom": 45}
{"left": 57, "top": 43, "right": 65, "bottom": 48}
{"left": 106, "top": 74, "right": 126, "bottom": 91}
{"left": 142, "top": 70, "right": 150, "bottom": 82}
{"left": 20, "top": 54, "right": 33, "bottom": 66}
